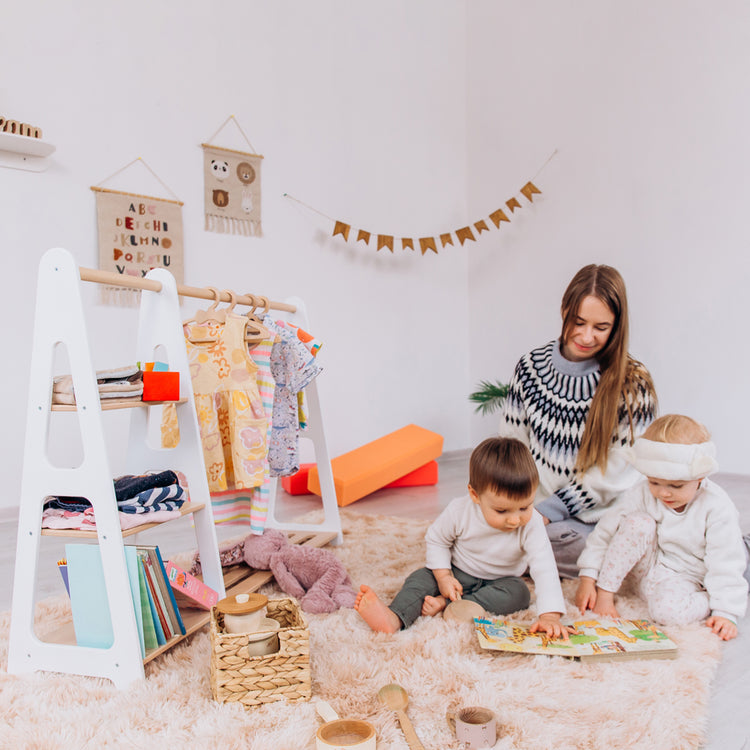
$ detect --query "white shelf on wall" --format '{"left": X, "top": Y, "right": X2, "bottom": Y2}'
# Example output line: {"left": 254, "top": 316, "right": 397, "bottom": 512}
{"left": 0, "top": 131, "right": 56, "bottom": 171}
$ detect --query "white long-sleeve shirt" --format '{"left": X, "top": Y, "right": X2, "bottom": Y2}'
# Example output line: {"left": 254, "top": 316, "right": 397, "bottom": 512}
{"left": 577, "top": 479, "right": 749, "bottom": 622}
{"left": 425, "top": 495, "right": 566, "bottom": 615}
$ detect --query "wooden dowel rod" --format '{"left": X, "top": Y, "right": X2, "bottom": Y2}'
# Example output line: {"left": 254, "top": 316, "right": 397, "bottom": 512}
{"left": 78, "top": 266, "right": 296, "bottom": 313}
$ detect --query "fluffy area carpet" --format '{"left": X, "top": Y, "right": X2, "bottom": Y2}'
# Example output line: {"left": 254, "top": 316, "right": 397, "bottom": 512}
{"left": 0, "top": 510, "right": 723, "bottom": 749}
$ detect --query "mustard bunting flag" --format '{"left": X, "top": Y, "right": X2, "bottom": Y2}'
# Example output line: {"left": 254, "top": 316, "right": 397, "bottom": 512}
{"left": 520, "top": 181, "right": 542, "bottom": 202}
{"left": 419, "top": 237, "right": 438, "bottom": 255}
{"left": 456, "top": 226, "right": 476, "bottom": 245}
{"left": 505, "top": 197, "right": 522, "bottom": 214}
{"left": 377, "top": 235, "right": 394, "bottom": 252}
{"left": 333, "top": 221, "right": 351, "bottom": 241}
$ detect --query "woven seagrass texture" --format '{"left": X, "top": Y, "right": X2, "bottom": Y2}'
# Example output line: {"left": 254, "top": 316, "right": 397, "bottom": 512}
{"left": 210, "top": 597, "right": 311, "bottom": 707}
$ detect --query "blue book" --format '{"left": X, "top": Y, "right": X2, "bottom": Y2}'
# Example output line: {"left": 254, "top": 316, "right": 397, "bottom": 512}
{"left": 66, "top": 544, "right": 143, "bottom": 652}
{"left": 124, "top": 546, "right": 145, "bottom": 658}
{"left": 66, "top": 544, "right": 114, "bottom": 649}
{"left": 151, "top": 546, "right": 186, "bottom": 635}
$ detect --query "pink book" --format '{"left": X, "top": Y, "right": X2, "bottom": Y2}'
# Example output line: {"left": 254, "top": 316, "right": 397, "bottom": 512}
{"left": 164, "top": 560, "right": 219, "bottom": 610}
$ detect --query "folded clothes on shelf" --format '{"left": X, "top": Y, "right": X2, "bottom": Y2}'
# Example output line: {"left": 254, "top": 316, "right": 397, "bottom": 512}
{"left": 51, "top": 366, "right": 143, "bottom": 405}
{"left": 41, "top": 469, "right": 188, "bottom": 529}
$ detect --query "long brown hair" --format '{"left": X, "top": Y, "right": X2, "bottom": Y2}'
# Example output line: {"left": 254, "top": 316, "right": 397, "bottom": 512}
{"left": 561, "top": 264, "right": 655, "bottom": 473}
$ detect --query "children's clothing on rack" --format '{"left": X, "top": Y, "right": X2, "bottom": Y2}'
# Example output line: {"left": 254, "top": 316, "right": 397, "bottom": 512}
{"left": 162, "top": 313, "right": 267, "bottom": 493}
{"left": 211, "top": 335, "right": 277, "bottom": 532}
{"left": 263, "top": 316, "right": 322, "bottom": 477}
{"left": 162, "top": 303, "right": 324, "bottom": 534}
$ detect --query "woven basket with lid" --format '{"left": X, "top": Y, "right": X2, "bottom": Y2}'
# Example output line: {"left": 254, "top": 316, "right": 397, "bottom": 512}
{"left": 209, "top": 596, "right": 311, "bottom": 707}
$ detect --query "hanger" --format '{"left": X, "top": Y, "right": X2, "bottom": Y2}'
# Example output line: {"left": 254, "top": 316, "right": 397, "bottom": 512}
{"left": 195, "top": 287, "right": 236, "bottom": 325}
{"left": 244, "top": 293, "right": 272, "bottom": 345}
{"left": 185, "top": 287, "right": 237, "bottom": 343}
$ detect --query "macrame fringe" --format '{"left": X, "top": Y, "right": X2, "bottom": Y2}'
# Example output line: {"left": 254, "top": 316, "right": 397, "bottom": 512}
{"left": 99, "top": 285, "right": 141, "bottom": 307}
{"left": 205, "top": 213, "right": 263, "bottom": 237}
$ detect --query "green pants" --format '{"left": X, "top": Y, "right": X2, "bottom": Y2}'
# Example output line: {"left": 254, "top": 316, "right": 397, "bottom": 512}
{"left": 389, "top": 565, "right": 530, "bottom": 629}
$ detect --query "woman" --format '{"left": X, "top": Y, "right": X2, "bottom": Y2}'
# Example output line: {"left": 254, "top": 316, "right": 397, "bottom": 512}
{"left": 499, "top": 264, "right": 658, "bottom": 577}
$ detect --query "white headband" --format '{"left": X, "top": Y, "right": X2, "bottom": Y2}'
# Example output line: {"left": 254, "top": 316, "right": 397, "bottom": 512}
{"left": 624, "top": 438, "right": 718, "bottom": 480}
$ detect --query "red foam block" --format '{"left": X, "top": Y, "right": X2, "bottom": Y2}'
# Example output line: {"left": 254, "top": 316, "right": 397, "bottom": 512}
{"left": 384, "top": 460, "right": 439, "bottom": 488}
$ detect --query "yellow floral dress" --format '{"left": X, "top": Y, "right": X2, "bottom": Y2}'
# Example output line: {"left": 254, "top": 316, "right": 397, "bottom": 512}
{"left": 162, "top": 313, "right": 267, "bottom": 492}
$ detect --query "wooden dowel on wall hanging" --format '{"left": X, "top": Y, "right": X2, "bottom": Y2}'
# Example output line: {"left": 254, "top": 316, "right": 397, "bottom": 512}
{"left": 78, "top": 266, "right": 296, "bottom": 313}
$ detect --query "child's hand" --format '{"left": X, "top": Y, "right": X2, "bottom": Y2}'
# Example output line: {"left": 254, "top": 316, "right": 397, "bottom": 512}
{"left": 436, "top": 574, "right": 463, "bottom": 602}
{"left": 575, "top": 576, "right": 597, "bottom": 613}
{"left": 706, "top": 615, "right": 738, "bottom": 641}
{"left": 592, "top": 588, "right": 619, "bottom": 618}
{"left": 529, "top": 612, "right": 571, "bottom": 641}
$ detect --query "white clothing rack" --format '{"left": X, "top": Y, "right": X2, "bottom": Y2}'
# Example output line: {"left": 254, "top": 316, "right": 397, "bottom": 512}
{"left": 7, "top": 248, "right": 341, "bottom": 689}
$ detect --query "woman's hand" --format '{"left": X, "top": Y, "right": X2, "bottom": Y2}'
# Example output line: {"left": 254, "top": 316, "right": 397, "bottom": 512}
{"left": 706, "top": 615, "right": 738, "bottom": 641}
{"left": 529, "top": 612, "right": 571, "bottom": 641}
{"left": 575, "top": 576, "right": 597, "bottom": 613}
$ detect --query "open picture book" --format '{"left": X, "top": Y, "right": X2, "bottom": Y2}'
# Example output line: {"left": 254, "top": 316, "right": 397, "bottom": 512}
{"left": 474, "top": 616, "right": 678, "bottom": 661}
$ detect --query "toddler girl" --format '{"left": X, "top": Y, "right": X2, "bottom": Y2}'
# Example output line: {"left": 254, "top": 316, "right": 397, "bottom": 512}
{"left": 575, "top": 415, "right": 748, "bottom": 640}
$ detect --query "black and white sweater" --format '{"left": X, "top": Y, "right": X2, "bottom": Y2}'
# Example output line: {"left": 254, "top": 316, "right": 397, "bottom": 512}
{"left": 499, "top": 339, "right": 657, "bottom": 523}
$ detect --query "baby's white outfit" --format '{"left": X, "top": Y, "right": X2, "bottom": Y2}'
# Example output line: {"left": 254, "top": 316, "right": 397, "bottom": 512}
{"left": 577, "top": 478, "right": 748, "bottom": 625}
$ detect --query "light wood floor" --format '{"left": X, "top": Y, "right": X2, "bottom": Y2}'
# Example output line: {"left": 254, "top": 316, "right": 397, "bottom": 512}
{"left": 1, "top": 451, "right": 748, "bottom": 750}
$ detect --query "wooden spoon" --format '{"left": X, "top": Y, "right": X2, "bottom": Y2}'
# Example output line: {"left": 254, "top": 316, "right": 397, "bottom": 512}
{"left": 377, "top": 683, "right": 425, "bottom": 750}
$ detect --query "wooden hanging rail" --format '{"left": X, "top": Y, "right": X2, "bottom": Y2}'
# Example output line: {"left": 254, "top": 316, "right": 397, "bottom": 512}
{"left": 78, "top": 266, "right": 296, "bottom": 313}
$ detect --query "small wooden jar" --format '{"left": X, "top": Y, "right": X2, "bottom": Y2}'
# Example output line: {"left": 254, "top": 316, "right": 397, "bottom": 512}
{"left": 215, "top": 593, "right": 268, "bottom": 634}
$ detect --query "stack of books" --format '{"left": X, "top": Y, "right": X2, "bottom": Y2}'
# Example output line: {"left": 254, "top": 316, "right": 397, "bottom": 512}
{"left": 65, "top": 543, "right": 218, "bottom": 656}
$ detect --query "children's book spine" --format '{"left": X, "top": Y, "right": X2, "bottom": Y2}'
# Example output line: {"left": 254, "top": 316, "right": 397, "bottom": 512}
{"left": 137, "top": 561, "right": 159, "bottom": 652}
{"left": 140, "top": 557, "right": 166, "bottom": 646}
{"left": 140, "top": 552, "right": 173, "bottom": 640}
{"left": 150, "top": 547, "right": 186, "bottom": 635}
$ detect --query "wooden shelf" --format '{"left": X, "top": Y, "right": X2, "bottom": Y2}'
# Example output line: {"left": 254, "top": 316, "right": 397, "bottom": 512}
{"left": 51, "top": 397, "right": 186, "bottom": 412}
{"left": 41, "top": 502, "right": 205, "bottom": 538}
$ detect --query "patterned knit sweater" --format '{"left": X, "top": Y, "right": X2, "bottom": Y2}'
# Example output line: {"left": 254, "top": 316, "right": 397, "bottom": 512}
{"left": 499, "top": 340, "right": 657, "bottom": 524}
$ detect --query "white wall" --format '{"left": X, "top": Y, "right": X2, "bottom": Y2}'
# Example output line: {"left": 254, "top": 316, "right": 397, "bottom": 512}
{"left": 0, "top": 1, "right": 470, "bottom": 510}
{"left": 466, "top": 1, "right": 750, "bottom": 474}
{"left": 3, "top": 2, "right": 749, "bottom": 514}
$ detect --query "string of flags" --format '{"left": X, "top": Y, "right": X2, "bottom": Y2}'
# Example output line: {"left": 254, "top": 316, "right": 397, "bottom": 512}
{"left": 330, "top": 180, "right": 543, "bottom": 255}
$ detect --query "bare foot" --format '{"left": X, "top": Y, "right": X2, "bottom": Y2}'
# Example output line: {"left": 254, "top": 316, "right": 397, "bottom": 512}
{"left": 355, "top": 585, "right": 401, "bottom": 633}
{"left": 421, "top": 595, "right": 448, "bottom": 617}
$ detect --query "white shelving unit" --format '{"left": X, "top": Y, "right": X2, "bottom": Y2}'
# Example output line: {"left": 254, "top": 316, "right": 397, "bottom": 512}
{"left": 0, "top": 131, "right": 56, "bottom": 171}
{"left": 7, "top": 247, "right": 225, "bottom": 689}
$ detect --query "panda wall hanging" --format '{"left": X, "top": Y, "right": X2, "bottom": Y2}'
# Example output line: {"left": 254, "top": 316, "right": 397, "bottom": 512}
{"left": 202, "top": 115, "right": 263, "bottom": 237}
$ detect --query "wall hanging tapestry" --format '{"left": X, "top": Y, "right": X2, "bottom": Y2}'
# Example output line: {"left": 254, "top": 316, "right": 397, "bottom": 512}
{"left": 91, "top": 157, "right": 184, "bottom": 305}
{"left": 202, "top": 116, "right": 263, "bottom": 237}
{"left": 284, "top": 150, "right": 556, "bottom": 255}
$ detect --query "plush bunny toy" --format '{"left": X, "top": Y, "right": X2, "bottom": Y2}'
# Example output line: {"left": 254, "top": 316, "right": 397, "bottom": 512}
{"left": 242, "top": 529, "right": 356, "bottom": 614}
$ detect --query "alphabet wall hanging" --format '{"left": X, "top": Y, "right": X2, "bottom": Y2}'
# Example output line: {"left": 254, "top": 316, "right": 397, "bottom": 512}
{"left": 91, "top": 157, "right": 184, "bottom": 304}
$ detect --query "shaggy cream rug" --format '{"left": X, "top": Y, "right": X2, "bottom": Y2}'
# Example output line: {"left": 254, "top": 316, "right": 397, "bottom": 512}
{"left": 0, "top": 511, "right": 723, "bottom": 749}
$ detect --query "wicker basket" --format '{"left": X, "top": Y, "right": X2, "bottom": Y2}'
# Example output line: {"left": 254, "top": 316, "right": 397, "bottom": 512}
{"left": 210, "top": 596, "right": 311, "bottom": 707}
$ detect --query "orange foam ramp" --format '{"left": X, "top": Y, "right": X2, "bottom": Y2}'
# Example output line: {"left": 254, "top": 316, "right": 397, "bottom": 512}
{"left": 307, "top": 424, "right": 444, "bottom": 507}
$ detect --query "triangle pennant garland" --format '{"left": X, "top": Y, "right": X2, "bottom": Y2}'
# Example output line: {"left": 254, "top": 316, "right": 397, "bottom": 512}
{"left": 325, "top": 178, "right": 544, "bottom": 254}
